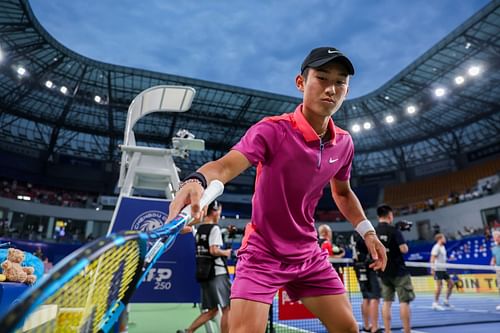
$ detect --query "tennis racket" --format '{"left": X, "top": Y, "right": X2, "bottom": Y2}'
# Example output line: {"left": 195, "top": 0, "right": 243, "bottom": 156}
{"left": 0, "top": 180, "right": 224, "bottom": 333}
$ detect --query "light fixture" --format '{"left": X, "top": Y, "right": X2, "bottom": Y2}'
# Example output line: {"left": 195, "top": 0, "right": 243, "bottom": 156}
{"left": 363, "top": 122, "right": 372, "bottom": 130}
{"left": 17, "top": 66, "right": 27, "bottom": 76}
{"left": 465, "top": 42, "right": 471, "bottom": 49}
{"left": 384, "top": 96, "right": 390, "bottom": 100}
{"left": 352, "top": 124, "right": 361, "bottom": 133}
{"left": 60, "top": 86, "right": 68, "bottom": 94}
{"left": 406, "top": 106, "right": 416, "bottom": 114}
{"left": 454, "top": 76, "right": 465, "bottom": 85}
{"left": 468, "top": 66, "right": 480, "bottom": 76}
{"left": 0, "top": 46, "right": 3, "bottom": 62}
{"left": 45, "top": 80, "right": 54, "bottom": 89}
{"left": 94, "top": 95, "right": 102, "bottom": 103}
{"left": 385, "top": 115, "right": 395, "bottom": 124}
{"left": 434, "top": 87, "right": 445, "bottom": 97}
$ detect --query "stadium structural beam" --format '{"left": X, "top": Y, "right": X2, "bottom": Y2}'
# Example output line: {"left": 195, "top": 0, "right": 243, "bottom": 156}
{"left": 221, "top": 95, "right": 252, "bottom": 148}
{"left": 106, "top": 70, "right": 116, "bottom": 162}
{"left": 44, "top": 64, "right": 88, "bottom": 165}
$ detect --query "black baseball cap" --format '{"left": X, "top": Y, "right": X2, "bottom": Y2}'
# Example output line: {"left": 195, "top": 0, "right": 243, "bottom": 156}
{"left": 301, "top": 47, "right": 355, "bottom": 75}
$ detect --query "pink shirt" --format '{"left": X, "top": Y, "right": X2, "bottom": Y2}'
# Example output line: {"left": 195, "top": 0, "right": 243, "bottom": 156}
{"left": 232, "top": 104, "right": 354, "bottom": 263}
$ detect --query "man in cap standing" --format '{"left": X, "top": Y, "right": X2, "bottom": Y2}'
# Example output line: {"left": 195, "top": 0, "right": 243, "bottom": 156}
{"left": 168, "top": 47, "right": 387, "bottom": 333}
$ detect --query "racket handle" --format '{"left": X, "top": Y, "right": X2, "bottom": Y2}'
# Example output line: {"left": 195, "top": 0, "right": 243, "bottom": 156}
{"left": 180, "top": 179, "right": 224, "bottom": 219}
{"left": 144, "top": 180, "right": 224, "bottom": 265}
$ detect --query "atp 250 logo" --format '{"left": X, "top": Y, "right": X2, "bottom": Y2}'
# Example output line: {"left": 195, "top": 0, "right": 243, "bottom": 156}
{"left": 145, "top": 267, "right": 173, "bottom": 290}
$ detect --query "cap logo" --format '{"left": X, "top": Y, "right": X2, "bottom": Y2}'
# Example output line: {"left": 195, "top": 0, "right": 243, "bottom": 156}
{"left": 327, "top": 49, "right": 340, "bottom": 54}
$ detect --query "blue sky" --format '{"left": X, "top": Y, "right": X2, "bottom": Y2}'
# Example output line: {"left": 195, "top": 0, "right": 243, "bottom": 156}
{"left": 30, "top": 0, "right": 489, "bottom": 99}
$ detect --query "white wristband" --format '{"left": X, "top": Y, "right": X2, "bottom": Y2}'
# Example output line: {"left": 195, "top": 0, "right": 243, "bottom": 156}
{"left": 356, "top": 220, "right": 375, "bottom": 239}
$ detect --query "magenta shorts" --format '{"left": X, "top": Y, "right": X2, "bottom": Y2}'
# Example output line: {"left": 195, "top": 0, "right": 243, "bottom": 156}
{"left": 231, "top": 248, "right": 345, "bottom": 304}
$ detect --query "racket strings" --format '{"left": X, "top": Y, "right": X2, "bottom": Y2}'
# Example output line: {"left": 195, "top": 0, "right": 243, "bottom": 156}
{"left": 15, "top": 240, "right": 142, "bottom": 333}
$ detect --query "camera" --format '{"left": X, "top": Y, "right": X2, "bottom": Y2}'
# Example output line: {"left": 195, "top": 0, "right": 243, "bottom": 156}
{"left": 226, "top": 224, "right": 243, "bottom": 239}
{"left": 396, "top": 220, "right": 413, "bottom": 231}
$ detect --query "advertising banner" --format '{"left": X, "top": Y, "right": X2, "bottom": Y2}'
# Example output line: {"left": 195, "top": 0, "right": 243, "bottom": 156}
{"left": 110, "top": 196, "right": 199, "bottom": 303}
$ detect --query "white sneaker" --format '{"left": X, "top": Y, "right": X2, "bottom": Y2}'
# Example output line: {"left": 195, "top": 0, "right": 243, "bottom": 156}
{"left": 496, "top": 305, "right": 500, "bottom": 311}
{"left": 432, "top": 302, "right": 445, "bottom": 311}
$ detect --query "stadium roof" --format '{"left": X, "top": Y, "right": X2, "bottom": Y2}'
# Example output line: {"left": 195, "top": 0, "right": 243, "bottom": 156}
{"left": 0, "top": 0, "right": 499, "bottom": 183}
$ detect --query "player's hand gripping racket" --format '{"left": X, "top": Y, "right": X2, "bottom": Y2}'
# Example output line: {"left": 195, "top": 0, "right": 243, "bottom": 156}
{"left": 0, "top": 180, "right": 224, "bottom": 333}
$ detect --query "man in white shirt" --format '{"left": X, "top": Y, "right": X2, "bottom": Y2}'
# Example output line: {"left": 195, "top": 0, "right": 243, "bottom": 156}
{"left": 430, "top": 233, "right": 453, "bottom": 310}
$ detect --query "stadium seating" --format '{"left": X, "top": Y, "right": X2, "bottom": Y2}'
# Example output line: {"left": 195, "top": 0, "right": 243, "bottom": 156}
{"left": 384, "top": 158, "right": 500, "bottom": 208}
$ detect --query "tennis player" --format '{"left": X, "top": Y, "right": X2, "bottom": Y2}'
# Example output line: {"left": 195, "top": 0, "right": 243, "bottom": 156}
{"left": 168, "top": 46, "right": 387, "bottom": 333}
{"left": 430, "top": 233, "right": 453, "bottom": 310}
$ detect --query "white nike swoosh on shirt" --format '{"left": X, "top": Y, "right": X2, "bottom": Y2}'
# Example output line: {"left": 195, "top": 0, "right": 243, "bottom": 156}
{"left": 329, "top": 158, "right": 339, "bottom": 164}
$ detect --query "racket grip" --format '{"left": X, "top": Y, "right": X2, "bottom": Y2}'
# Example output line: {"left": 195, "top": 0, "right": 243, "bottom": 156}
{"left": 180, "top": 180, "right": 224, "bottom": 219}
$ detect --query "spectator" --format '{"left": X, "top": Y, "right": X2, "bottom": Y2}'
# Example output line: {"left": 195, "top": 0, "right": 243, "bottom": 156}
{"left": 426, "top": 198, "right": 435, "bottom": 210}
{"left": 178, "top": 201, "right": 231, "bottom": 333}
{"left": 375, "top": 204, "right": 415, "bottom": 333}
{"left": 318, "top": 224, "right": 345, "bottom": 259}
{"left": 485, "top": 181, "right": 493, "bottom": 195}
{"left": 318, "top": 224, "right": 346, "bottom": 282}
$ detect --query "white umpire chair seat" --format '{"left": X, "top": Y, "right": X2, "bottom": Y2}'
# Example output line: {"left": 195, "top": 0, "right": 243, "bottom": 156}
{"left": 117, "top": 85, "right": 201, "bottom": 200}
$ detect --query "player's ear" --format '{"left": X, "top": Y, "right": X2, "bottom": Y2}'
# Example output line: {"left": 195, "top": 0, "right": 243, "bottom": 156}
{"left": 296, "top": 74, "right": 305, "bottom": 92}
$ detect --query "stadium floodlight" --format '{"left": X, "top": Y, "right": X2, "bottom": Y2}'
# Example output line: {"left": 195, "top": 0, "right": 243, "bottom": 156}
{"left": 385, "top": 115, "right": 395, "bottom": 124}
{"left": 384, "top": 96, "right": 390, "bottom": 100}
{"left": 45, "top": 80, "right": 54, "bottom": 89}
{"left": 454, "top": 76, "right": 465, "bottom": 85}
{"left": 406, "top": 106, "right": 416, "bottom": 114}
{"left": 94, "top": 95, "right": 102, "bottom": 103}
{"left": 363, "top": 122, "right": 372, "bottom": 130}
{"left": 434, "top": 87, "right": 446, "bottom": 97}
{"left": 465, "top": 42, "right": 472, "bottom": 49}
{"left": 352, "top": 124, "right": 361, "bottom": 133}
{"left": 60, "top": 86, "right": 68, "bottom": 94}
{"left": 17, "top": 66, "right": 27, "bottom": 76}
{"left": 468, "top": 66, "right": 480, "bottom": 76}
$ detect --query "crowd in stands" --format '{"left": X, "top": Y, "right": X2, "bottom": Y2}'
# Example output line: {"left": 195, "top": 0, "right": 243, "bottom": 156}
{"left": 393, "top": 178, "right": 498, "bottom": 216}
{"left": 1, "top": 178, "right": 99, "bottom": 209}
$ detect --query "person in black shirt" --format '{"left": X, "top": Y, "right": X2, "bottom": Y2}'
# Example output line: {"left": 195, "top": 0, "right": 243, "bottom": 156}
{"left": 178, "top": 201, "right": 231, "bottom": 333}
{"left": 375, "top": 204, "right": 414, "bottom": 333}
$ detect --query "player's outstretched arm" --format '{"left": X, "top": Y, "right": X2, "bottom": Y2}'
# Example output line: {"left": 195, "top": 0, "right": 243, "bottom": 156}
{"left": 167, "top": 150, "right": 251, "bottom": 225}
{"left": 330, "top": 178, "right": 387, "bottom": 271}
